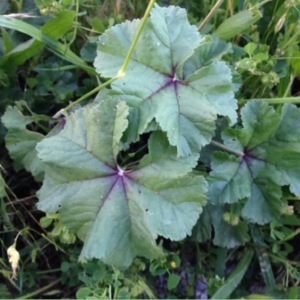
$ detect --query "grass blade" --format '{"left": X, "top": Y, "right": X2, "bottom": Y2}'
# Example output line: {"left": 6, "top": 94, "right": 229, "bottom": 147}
{"left": 0, "top": 15, "right": 95, "bottom": 74}
{"left": 211, "top": 249, "right": 254, "bottom": 299}
{"left": 250, "top": 225, "right": 276, "bottom": 291}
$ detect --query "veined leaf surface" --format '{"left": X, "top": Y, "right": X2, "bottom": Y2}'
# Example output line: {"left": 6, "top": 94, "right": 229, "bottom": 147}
{"left": 209, "top": 100, "right": 300, "bottom": 224}
{"left": 94, "top": 4, "right": 237, "bottom": 156}
{"left": 36, "top": 99, "right": 207, "bottom": 268}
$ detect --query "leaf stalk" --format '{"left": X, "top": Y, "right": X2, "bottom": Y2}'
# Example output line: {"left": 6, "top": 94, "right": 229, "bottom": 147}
{"left": 119, "top": 0, "right": 156, "bottom": 74}
{"left": 198, "top": 0, "right": 224, "bottom": 31}
{"left": 53, "top": 0, "right": 156, "bottom": 118}
{"left": 240, "top": 96, "right": 300, "bottom": 105}
{"left": 211, "top": 140, "right": 244, "bottom": 157}
{"left": 53, "top": 76, "right": 117, "bottom": 118}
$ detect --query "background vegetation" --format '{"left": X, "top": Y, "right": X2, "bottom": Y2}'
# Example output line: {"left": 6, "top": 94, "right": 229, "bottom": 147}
{"left": 1, "top": 0, "right": 300, "bottom": 298}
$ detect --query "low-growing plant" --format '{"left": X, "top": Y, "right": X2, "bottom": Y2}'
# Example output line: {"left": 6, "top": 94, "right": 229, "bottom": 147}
{"left": 1, "top": 0, "right": 300, "bottom": 298}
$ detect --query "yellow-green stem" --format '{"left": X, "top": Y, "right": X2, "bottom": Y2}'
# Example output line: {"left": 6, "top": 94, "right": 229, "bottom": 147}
{"left": 283, "top": 30, "right": 300, "bottom": 49}
{"left": 211, "top": 140, "right": 244, "bottom": 157}
{"left": 268, "top": 253, "right": 298, "bottom": 266}
{"left": 275, "top": 228, "right": 300, "bottom": 244}
{"left": 53, "top": 76, "right": 117, "bottom": 118}
{"left": 66, "top": 0, "right": 80, "bottom": 47}
{"left": 240, "top": 96, "right": 300, "bottom": 105}
{"left": 283, "top": 74, "right": 295, "bottom": 98}
{"left": 198, "top": 0, "right": 224, "bottom": 31}
{"left": 119, "top": 0, "right": 156, "bottom": 75}
{"left": 251, "top": 0, "right": 272, "bottom": 9}
{"left": 14, "top": 227, "right": 29, "bottom": 243}
{"left": 53, "top": 0, "right": 156, "bottom": 118}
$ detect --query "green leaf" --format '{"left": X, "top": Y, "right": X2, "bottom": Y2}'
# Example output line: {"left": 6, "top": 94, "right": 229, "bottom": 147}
{"left": 250, "top": 225, "right": 276, "bottom": 291}
{"left": 211, "top": 249, "right": 254, "bottom": 299}
{"left": 1, "top": 106, "right": 44, "bottom": 181}
{"left": 209, "top": 100, "right": 300, "bottom": 226}
{"left": 193, "top": 204, "right": 250, "bottom": 248}
{"left": 94, "top": 4, "right": 237, "bottom": 156}
{"left": 0, "top": 14, "right": 95, "bottom": 74}
{"left": 167, "top": 273, "right": 181, "bottom": 290}
{"left": 290, "top": 51, "right": 300, "bottom": 76}
{"left": 0, "top": 0, "right": 10, "bottom": 14}
{"left": 287, "top": 287, "right": 300, "bottom": 299}
{"left": 242, "top": 179, "right": 282, "bottom": 224}
{"left": 209, "top": 151, "right": 252, "bottom": 204}
{"left": 0, "top": 11, "right": 76, "bottom": 68}
{"left": 214, "top": 9, "right": 262, "bottom": 40}
{"left": 76, "top": 287, "right": 93, "bottom": 299}
{"left": 246, "top": 294, "right": 276, "bottom": 299}
{"left": 210, "top": 205, "right": 250, "bottom": 248}
{"left": 192, "top": 205, "right": 212, "bottom": 242}
{"left": 0, "top": 284, "right": 13, "bottom": 299}
{"left": 0, "top": 173, "right": 6, "bottom": 198}
{"left": 1, "top": 28, "right": 13, "bottom": 54}
{"left": 36, "top": 99, "right": 207, "bottom": 268}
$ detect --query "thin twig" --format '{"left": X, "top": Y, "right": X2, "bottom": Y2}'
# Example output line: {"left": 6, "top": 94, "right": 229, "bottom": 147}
{"left": 211, "top": 140, "right": 244, "bottom": 157}
{"left": 53, "top": 0, "right": 157, "bottom": 118}
{"left": 198, "top": 0, "right": 224, "bottom": 31}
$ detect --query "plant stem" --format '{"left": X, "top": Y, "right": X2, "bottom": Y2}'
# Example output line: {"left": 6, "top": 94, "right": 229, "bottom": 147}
{"left": 67, "top": 0, "right": 80, "bottom": 47}
{"left": 53, "top": 0, "right": 156, "bottom": 118}
{"left": 283, "top": 74, "right": 295, "bottom": 98}
{"left": 282, "top": 30, "right": 300, "bottom": 49}
{"left": 119, "top": 0, "right": 156, "bottom": 75}
{"left": 36, "top": 268, "right": 61, "bottom": 275}
{"left": 268, "top": 253, "right": 299, "bottom": 266}
{"left": 275, "top": 228, "right": 300, "bottom": 244}
{"left": 211, "top": 140, "right": 244, "bottom": 157}
{"left": 251, "top": 0, "right": 272, "bottom": 9}
{"left": 198, "top": 0, "right": 224, "bottom": 31}
{"left": 53, "top": 76, "right": 116, "bottom": 118}
{"left": 228, "top": 0, "right": 234, "bottom": 16}
{"left": 250, "top": 225, "right": 276, "bottom": 291}
{"left": 15, "top": 278, "right": 61, "bottom": 299}
{"left": 240, "top": 96, "right": 300, "bottom": 105}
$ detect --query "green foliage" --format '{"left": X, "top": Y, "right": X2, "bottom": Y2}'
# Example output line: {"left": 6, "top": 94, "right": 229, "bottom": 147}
{"left": 211, "top": 249, "right": 254, "bottom": 299}
{"left": 0, "top": 14, "right": 93, "bottom": 73}
{"left": 209, "top": 100, "right": 300, "bottom": 226}
{"left": 1, "top": 103, "right": 46, "bottom": 180}
{"left": 1, "top": 0, "right": 300, "bottom": 298}
{"left": 215, "top": 9, "right": 262, "bottom": 40}
{"left": 95, "top": 5, "right": 237, "bottom": 156}
{"left": 36, "top": 98, "right": 207, "bottom": 268}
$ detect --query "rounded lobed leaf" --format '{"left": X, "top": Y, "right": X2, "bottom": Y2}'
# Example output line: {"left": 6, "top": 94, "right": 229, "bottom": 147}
{"left": 94, "top": 4, "right": 237, "bottom": 156}
{"left": 37, "top": 99, "right": 207, "bottom": 268}
{"left": 209, "top": 100, "right": 300, "bottom": 228}
{"left": 1, "top": 106, "right": 44, "bottom": 181}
